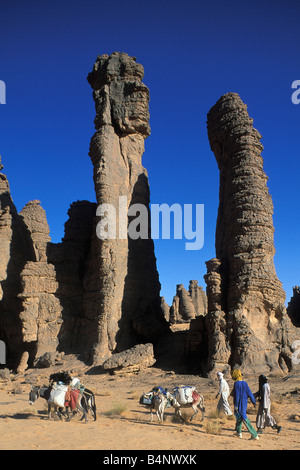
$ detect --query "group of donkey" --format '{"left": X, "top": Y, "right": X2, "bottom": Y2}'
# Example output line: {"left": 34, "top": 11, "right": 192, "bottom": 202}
{"left": 140, "top": 385, "right": 205, "bottom": 423}
{"left": 29, "top": 373, "right": 205, "bottom": 425}
{"left": 29, "top": 372, "right": 97, "bottom": 423}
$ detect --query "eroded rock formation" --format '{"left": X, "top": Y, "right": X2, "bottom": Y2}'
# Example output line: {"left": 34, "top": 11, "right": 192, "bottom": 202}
{"left": 169, "top": 281, "right": 207, "bottom": 324}
{"left": 170, "top": 284, "right": 196, "bottom": 323}
{"left": 189, "top": 280, "right": 207, "bottom": 316}
{"left": 202, "top": 92, "right": 299, "bottom": 374}
{"left": 0, "top": 168, "right": 37, "bottom": 367}
{"left": 82, "top": 52, "right": 169, "bottom": 363}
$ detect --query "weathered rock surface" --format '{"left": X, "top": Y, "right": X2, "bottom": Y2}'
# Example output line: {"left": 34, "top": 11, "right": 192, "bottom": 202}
{"left": 102, "top": 343, "right": 156, "bottom": 375}
{"left": 0, "top": 170, "right": 37, "bottom": 367}
{"left": 200, "top": 92, "right": 299, "bottom": 374}
{"left": 18, "top": 200, "right": 62, "bottom": 359}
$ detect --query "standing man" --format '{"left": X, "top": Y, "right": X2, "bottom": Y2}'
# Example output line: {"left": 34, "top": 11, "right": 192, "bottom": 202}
{"left": 231, "top": 369, "right": 259, "bottom": 440}
{"left": 255, "top": 374, "right": 282, "bottom": 434}
{"left": 216, "top": 372, "right": 233, "bottom": 416}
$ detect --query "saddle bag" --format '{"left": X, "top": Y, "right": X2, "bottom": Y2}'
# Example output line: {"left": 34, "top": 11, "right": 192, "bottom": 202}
{"left": 48, "top": 383, "right": 69, "bottom": 408}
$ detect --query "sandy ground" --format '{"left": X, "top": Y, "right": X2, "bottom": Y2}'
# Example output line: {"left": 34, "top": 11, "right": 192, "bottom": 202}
{"left": 0, "top": 358, "right": 299, "bottom": 451}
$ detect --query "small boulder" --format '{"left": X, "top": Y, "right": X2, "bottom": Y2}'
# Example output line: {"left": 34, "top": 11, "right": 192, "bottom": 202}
{"left": 102, "top": 343, "right": 156, "bottom": 375}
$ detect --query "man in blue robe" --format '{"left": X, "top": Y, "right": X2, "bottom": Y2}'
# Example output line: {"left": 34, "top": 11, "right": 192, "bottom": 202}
{"left": 231, "top": 369, "right": 259, "bottom": 440}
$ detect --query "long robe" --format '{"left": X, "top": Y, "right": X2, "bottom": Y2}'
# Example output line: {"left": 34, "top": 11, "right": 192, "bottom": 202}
{"left": 232, "top": 380, "right": 256, "bottom": 420}
{"left": 256, "top": 383, "right": 277, "bottom": 429}
{"left": 217, "top": 378, "right": 233, "bottom": 415}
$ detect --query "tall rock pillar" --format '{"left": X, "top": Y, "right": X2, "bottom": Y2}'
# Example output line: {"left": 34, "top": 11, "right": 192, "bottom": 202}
{"left": 86, "top": 52, "right": 168, "bottom": 364}
{"left": 205, "top": 93, "right": 298, "bottom": 373}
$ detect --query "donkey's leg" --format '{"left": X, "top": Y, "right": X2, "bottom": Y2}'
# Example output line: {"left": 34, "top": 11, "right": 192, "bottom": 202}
{"left": 175, "top": 407, "right": 185, "bottom": 422}
{"left": 77, "top": 404, "right": 88, "bottom": 423}
{"left": 55, "top": 407, "right": 64, "bottom": 420}
{"left": 190, "top": 404, "right": 198, "bottom": 422}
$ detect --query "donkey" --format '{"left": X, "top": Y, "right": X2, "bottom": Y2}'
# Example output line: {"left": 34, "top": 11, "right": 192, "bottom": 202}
{"left": 29, "top": 385, "right": 67, "bottom": 420}
{"left": 170, "top": 387, "right": 205, "bottom": 422}
{"left": 29, "top": 385, "right": 91, "bottom": 422}
{"left": 150, "top": 391, "right": 169, "bottom": 422}
{"left": 49, "top": 372, "right": 97, "bottom": 421}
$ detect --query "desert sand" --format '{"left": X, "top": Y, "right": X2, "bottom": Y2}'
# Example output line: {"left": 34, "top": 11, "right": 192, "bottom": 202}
{"left": 0, "top": 357, "right": 299, "bottom": 452}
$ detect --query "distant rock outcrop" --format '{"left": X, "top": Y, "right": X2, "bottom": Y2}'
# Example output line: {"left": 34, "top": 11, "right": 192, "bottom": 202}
{"left": 169, "top": 281, "right": 207, "bottom": 324}
{"left": 188, "top": 280, "right": 207, "bottom": 316}
{"left": 201, "top": 93, "right": 299, "bottom": 374}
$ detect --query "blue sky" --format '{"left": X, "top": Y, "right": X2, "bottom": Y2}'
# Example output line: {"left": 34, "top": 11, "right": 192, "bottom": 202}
{"left": 0, "top": 0, "right": 299, "bottom": 306}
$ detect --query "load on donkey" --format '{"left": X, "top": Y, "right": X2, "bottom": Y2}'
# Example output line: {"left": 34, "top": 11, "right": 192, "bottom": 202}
{"left": 140, "top": 385, "right": 205, "bottom": 423}
{"left": 29, "top": 371, "right": 97, "bottom": 422}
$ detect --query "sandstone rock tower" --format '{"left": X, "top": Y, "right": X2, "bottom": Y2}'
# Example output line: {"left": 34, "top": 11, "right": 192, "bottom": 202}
{"left": 85, "top": 52, "right": 168, "bottom": 364}
{"left": 204, "top": 93, "right": 298, "bottom": 373}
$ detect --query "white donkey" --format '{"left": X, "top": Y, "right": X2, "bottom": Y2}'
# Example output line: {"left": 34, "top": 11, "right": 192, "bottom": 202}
{"left": 171, "top": 385, "right": 205, "bottom": 422}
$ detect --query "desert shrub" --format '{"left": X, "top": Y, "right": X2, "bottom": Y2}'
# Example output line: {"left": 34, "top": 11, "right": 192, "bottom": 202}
{"left": 204, "top": 419, "right": 222, "bottom": 435}
{"left": 104, "top": 402, "right": 127, "bottom": 417}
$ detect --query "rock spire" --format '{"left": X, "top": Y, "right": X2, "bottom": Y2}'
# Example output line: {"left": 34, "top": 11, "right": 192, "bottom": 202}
{"left": 204, "top": 92, "right": 298, "bottom": 373}
{"left": 85, "top": 52, "right": 168, "bottom": 363}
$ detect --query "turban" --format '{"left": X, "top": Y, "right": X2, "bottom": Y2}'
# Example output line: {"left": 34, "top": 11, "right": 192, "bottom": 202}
{"left": 231, "top": 369, "right": 242, "bottom": 381}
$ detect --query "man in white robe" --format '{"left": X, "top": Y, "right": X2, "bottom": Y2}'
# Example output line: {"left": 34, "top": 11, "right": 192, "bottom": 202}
{"left": 216, "top": 372, "right": 233, "bottom": 416}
